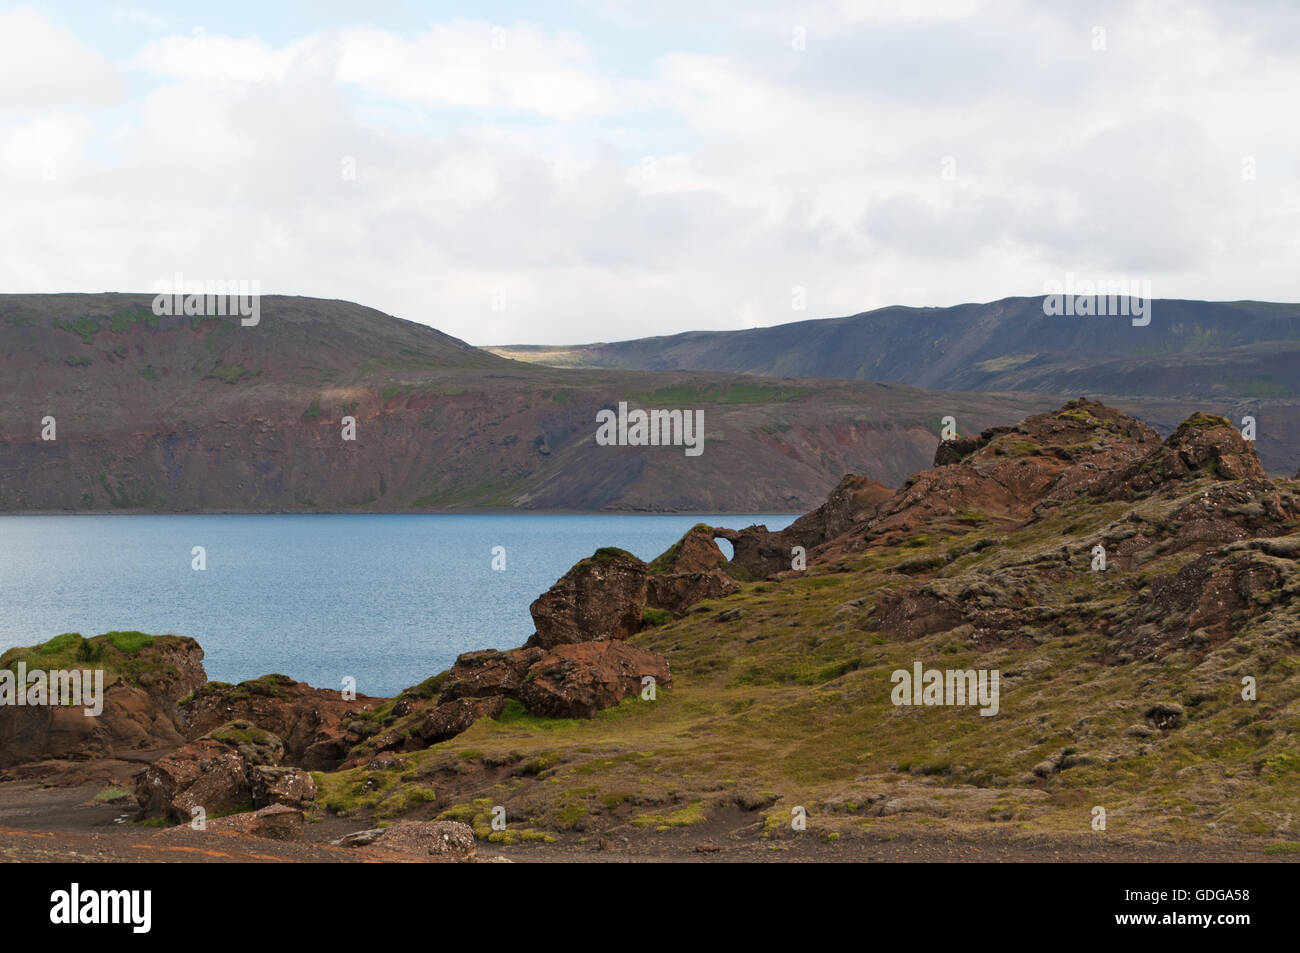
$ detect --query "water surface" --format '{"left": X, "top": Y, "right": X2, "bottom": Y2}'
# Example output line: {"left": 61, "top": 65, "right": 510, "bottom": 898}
{"left": 0, "top": 513, "right": 794, "bottom": 696}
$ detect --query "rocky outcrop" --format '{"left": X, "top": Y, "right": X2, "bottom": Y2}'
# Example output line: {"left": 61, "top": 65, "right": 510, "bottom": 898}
{"left": 645, "top": 524, "right": 741, "bottom": 615}
{"left": 1107, "top": 413, "right": 1267, "bottom": 498}
{"left": 134, "top": 719, "right": 316, "bottom": 823}
{"left": 345, "top": 537, "right": 697, "bottom": 754}
{"left": 868, "top": 400, "right": 1162, "bottom": 539}
{"left": 714, "top": 474, "right": 894, "bottom": 579}
{"left": 528, "top": 549, "right": 649, "bottom": 649}
{"left": 517, "top": 642, "right": 672, "bottom": 718}
{"left": 647, "top": 570, "right": 739, "bottom": 616}
{"left": 647, "top": 524, "right": 729, "bottom": 574}
{"left": 439, "top": 648, "right": 545, "bottom": 702}
{"left": 179, "top": 674, "right": 380, "bottom": 770}
{"left": 1104, "top": 536, "right": 1300, "bottom": 660}
{"left": 413, "top": 696, "right": 508, "bottom": 745}
{"left": 0, "top": 633, "right": 206, "bottom": 770}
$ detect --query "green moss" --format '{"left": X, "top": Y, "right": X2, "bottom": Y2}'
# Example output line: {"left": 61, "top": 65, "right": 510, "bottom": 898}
{"left": 207, "top": 363, "right": 259, "bottom": 384}
{"left": 53, "top": 315, "right": 101, "bottom": 344}
{"left": 632, "top": 801, "right": 706, "bottom": 830}
{"left": 588, "top": 547, "right": 638, "bottom": 565}
{"left": 641, "top": 607, "right": 673, "bottom": 627}
{"left": 103, "top": 631, "right": 154, "bottom": 653}
{"left": 521, "top": 751, "right": 562, "bottom": 776}
{"left": 205, "top": 723, "right": 276, "bottom": 747}
{"left": 1179, "top": 412, "right": 1233, "bottom": 430}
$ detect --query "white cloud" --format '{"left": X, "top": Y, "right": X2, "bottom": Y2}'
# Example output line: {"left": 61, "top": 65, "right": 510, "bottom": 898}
{"left": 338, "top": 20, "right": 616, "bottom": 120}
{"left": 1, "top": 2, "right": 1298, "bottom": 346}
{"left": 0, "top": 7, "right": 121, "bottom": 107}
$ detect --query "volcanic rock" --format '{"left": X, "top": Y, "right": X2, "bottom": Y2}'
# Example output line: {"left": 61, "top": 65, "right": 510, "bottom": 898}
{"left": 528, "top": 548, "right": 649, "bottom": 648}
{"left": 0, "top": 634, "right": 206, "bottom": 770}
{"left": 439, "top": 648, "right": 545, "bottom": 702}
{"left": 179, "top": 673, "right": 380, "bottom": 770}
{"left": 517, "top": 641, "right": 672, "bottom": 718}
{"left": 134, "top": 720, "right": 291, "bottom": 822}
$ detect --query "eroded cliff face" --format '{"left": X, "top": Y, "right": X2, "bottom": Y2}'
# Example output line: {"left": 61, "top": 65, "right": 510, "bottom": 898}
{"left": 1, "top": 293, "right": 1068, "bottom": 512}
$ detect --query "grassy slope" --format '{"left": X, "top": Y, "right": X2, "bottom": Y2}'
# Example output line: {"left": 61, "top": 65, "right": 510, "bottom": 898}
{"left": 312, "top": 476, "right": 1300, "bottom": 848}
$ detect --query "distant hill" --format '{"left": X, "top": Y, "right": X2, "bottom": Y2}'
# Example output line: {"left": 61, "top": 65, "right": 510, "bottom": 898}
{"left": 489, "top": 296, "right": 1300, "bottom": 474}
{"left": 489, "top": 297, "right": 1300, "bottom": 396}
{"left": 0, "top": 293, "right": 1081, "bottom": 513}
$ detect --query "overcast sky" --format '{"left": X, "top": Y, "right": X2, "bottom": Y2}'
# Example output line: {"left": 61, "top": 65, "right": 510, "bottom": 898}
{"left": 1, "top": 0, "right": 1296, "bottom": 345}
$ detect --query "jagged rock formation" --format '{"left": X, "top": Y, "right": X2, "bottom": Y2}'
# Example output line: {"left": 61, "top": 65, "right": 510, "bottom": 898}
{"left": 714, "top": 475, "right": 894, "bottom": 578}
{"left": 178, "top": 674, "right": 380, "bottom": 770}
{"left": 1106, "top": 412, "right": 1267, "bottom": 496}
{"left": 134, "top": 719, "right": 317, "bottom": 822}
{"left": 711, "top": 399, "right": 1275, "bottom": 579}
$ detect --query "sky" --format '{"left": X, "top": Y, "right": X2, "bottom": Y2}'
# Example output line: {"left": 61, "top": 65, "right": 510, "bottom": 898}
{"left": 1, "top": 0, "right": 1297, "bottom": 345}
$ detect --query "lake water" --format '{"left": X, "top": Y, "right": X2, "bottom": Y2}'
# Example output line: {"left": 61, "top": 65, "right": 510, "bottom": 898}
{"left": 0, "top": 514, "right": 794, "bottom": 697}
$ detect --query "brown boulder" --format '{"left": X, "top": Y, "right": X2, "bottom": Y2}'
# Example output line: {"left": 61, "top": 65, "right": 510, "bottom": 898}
{"left": 647, "top": 570, "right": 740, "bottom": 616}
{"left": 341, "top": 820, "right": 477, "bottom": 861}
{"left": 134, "top": 720, "right": 286, "bottom": 822}
{"left": 249, "top": 765, "right": 317, "bottom": 809}
{"left": 439, "top": 647, "right": 545, "bottom": 702}
{"left": 135, "top": 738, "right": 252, "bottom": 823}
{"left": 518, "top": 641, "right": 672, "bottom": 718}
{"left": 157, "top": 802, "right": 305, "bottom": 841}
{"left": 528, "top": 548, "right": 649, "bottom": 648}
{"left": 414, "top": 695, "right": 507, "bottom": 745}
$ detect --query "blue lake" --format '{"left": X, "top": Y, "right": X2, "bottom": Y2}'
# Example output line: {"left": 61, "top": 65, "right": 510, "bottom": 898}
{"left": 0, "top": 514, "right": 795, "bottom": 697}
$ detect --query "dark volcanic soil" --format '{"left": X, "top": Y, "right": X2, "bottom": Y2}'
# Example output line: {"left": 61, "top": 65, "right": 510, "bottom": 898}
{"left": 0, "top": 781, "right": 1286, "bottom": 863}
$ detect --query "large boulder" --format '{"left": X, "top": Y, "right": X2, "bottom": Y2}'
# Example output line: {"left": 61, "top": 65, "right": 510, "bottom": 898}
{"left": 439, "top": 648, "right": 544, "bottom": 702}
{"left": 528, "top": 548, "right": 649, "bottom": 649}
{"left": 518, "top": 641, "right": 672, "bottom": 718}
{"left": 158, "top": 803, "right": 306, "bottom": 841}
{"left": 135, "top": 738, "right": 252, "bottom": 823}
{"left": 414, "top": 696, "right": 507, "bottom": 745}
{"left": 134, "top": 720, "right": 303, "bottom": 823}
{"left": 337, "top": 821, "right": 477, "bottom": 861}
{"left": 249, "top": 765, "right": 317, "bottom": 810}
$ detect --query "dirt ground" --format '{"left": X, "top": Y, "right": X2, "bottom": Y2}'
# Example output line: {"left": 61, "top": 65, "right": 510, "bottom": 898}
{"left": 0, "top": 780, "right": 1290, "bottom": 863}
